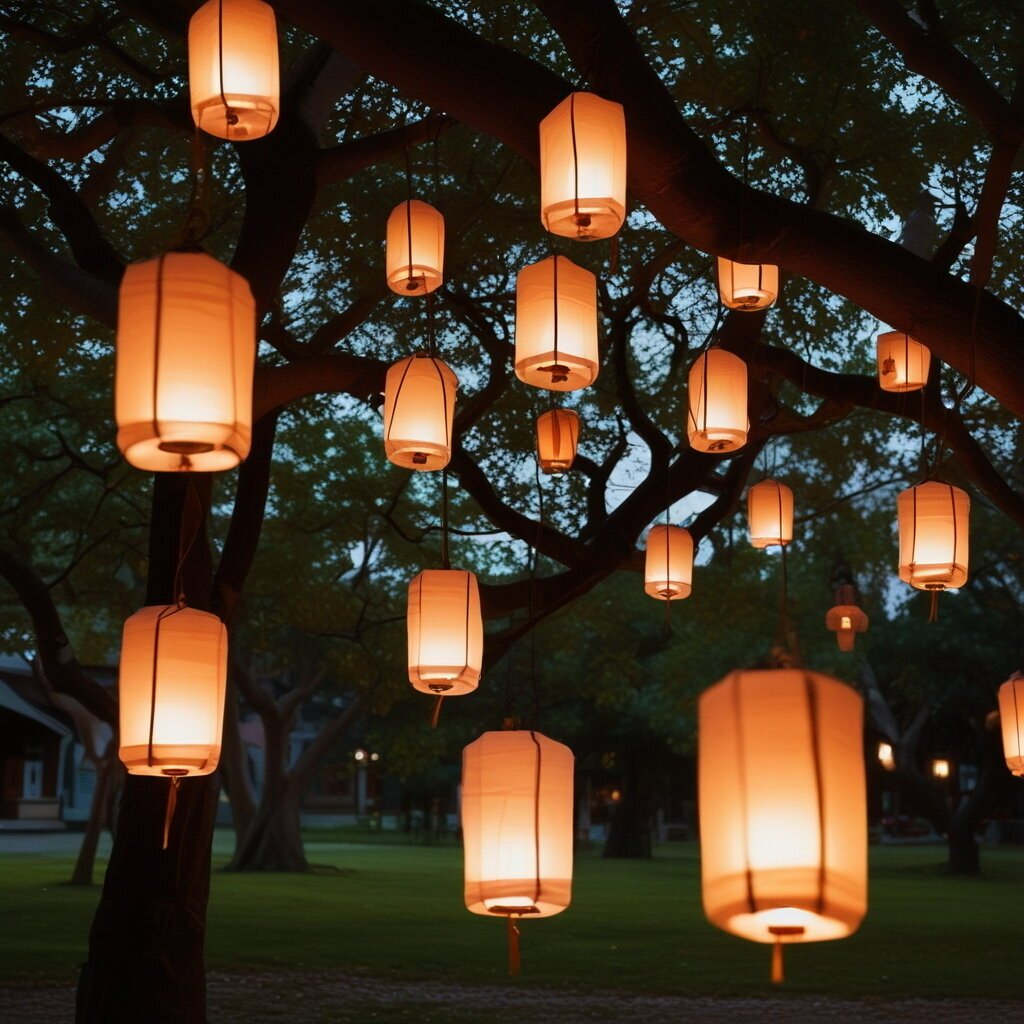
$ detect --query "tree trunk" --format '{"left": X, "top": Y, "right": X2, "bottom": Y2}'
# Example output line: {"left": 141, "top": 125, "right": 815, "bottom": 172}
{"left": 603, "top": 747, "right": 656, "bottom": 859}
{"left": 69, "top": 749, "right": 118, "bottom": 887}
{"left": 946, "top": 815, "right": 980, "bottom": 875}
{"left": 227, "top": 781, "right": 308, "bottom": 872}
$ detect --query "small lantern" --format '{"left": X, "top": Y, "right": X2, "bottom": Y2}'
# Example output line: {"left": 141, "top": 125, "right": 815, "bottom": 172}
{"left": 463, "top": 729, "right": 574, "bottom": 920}
{"left": 825, "top": 584, "right": 868, "bottom": 651}
{"left": 687, "top": 348, "right": 748, "bottom": 453}
{"left": 515, "top": 255, "right": 599, "bottom": 392}
{"left": 118, "top": 605, "right": 228, "bottom": 777}
{"left": 897, "top": 481, "right": 969, "bottom": 591}
{"left": 535, "top": 409, "right": 580, "bottom": 473}
{"left": 539, "top": 91, "right": 627, "bottom": 241}
{"left": 998, "top": 674, "right": 1024, "bottom": 776}
{"left": 717, "top": 258, "right": 778, "bottom": 311}
{"left": 188, "top": 0, "right": 279, "bottom": 141}
{"left": 386, "top": 199, "right": 445, "bottom": 296}
{"left": 383, "top": 354, "right": 458, "bottom": 471}
{"left": 407, "top": 569, "right": 483, "bottom": 695}
{"left": 644, "top": 525, "right": 694, "bottom": 600}
{"left": 877, "top": 742, "right": 896, "bottom": 771}
{"left": 116, "top": 251, "right": 256, "bottom": 472}
{"left": 877, "top": 331, "right": 930, "bottom": 392}
{"left": 748, "top": 479, "right": 794, "bottom": 549}
{"left": 699, "top": 669, "right": 867, "bottom": 980}
{"left": 931, "top": 758, "right": 951, "bottom": 779}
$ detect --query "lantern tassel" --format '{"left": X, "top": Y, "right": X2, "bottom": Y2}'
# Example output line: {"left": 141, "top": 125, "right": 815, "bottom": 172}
{"left": 162, "top": 776, "right": 181, "bottom": 851}
{"left": 771, "top": 936, "right": 784, "bottom": 985}
{"left": 430, "top": 695, "right": 444, "bottom": 729}
{"left": 507, "top": 916, "right": 521, "bottom": 977}
{"left": 928, "top": 590, "right": 939, "bottom": 623}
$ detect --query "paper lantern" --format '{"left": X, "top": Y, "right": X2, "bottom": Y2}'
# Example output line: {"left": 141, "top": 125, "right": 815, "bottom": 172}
{"left": 515, "top": 255, "right": 599, "bottom": 392}
{"left": 877, "top": 742, "right": 896, "bottom": 771}
{"left": 462, "top": 729, "right": 574, "bottom": 918}
{"left": 877, "top": 331, "right": 930, "bottom": 392}
{"left": 998, "top": 674, "right": 1024, "bottom": 776}
{"left": 699, "top": 669, "right": 867, "bottom": 965}
{"left": 687, "top": 349, "right": 748, "bottom": 453}
{"left": 644, "top": 525, "right": 694, "bottom": 600}
{"left": 118, "top": 605, "right": 228, "bottom": 777}
{"left": 748, "top": 479, "right": 794, "bottom": 549}
{"left": 536, "top": 409, "right": 580, "bottom": 473}
{"left": 116, "top": 251, "right": 256, "bottom": 472}
{"left": 189, "top": 0, "right": 279, "bottom": 141}
{"left": 539, "top": 91, "right": 627, "bottom": 241}
{"left": 897, "top": 481, "right": 969, "bottom": 591}
{"left": 825, "top": 587, "right": 868, "bottom": 652}
{"left": 407, "top": 569, "right": 483, "bottom": 695}
{"left": 386, "top": 199, "right": 444, "bottom": 296}
{"left": 717, "top": 258, "right": 778, "bottom": 311}
{"left": 383, "top": 354, "right": 458, "bottom": 470}
{"left": 931, "top": 758, "right": 951, "bottom": 779}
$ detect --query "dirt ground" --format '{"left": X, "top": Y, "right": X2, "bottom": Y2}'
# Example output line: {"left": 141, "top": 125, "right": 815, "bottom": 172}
{"left": 2, "top": 971, "right": 1022, "bottom": 1023}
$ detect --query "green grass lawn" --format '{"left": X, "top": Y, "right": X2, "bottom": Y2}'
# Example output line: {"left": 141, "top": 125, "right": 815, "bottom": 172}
{"left": 3, "top": 833, "right": 1024, "bottom": 1001}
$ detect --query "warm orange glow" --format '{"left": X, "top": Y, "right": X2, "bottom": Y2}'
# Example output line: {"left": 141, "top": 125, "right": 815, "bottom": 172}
{"left": 407, "top": 569, "right": 483, "bottom": 696}
{"left": 687, "top": 349, "right": 748, "bottom": 453}
{"left": 931, "top": 758, "right": 951, "bottom": 779}
{"left": 536, "top": 409, "right": 580, "bottom": 473}
{"left": 386, "top": 200, "right": 444, "bottom": 296}
{"left": 897, "top": 481, "right": 970, "bottom": 591}
{"left": 717, "top": 258, "right": 778, "bottom": 311}
{"left": 383, "top": 354, "right": 458, "bottom": 470}
{"left": 118, "top": 605, "right": 227, "bottom": 777}
{"left": 876, "top": 331, "right": 930, "bottom": 392}
{"left": 462, "top": 730, "right": 574, "bottom": 918}
{"left": 699, "top": 669, "right": 867, "bottom": 945}
{"left": 748, "top": 479, "right": 794, "bottom": 548}
{"left": 825, "top": 605, "right": 868, "bottom": 652}
{"left": 539, "top": 92, "right": 626, "bottom": 241}
{"left": 189, "top": 0, "right": 279, "bottom": 141}
{"left": 877, "top": 742, "right": 896, "bottom": 771}
{"left": 116, "top": 251, "right": 255, "bottom": 472}
{"left": 998, "top": 674, "right": 1024, "bottom": 776}
{"left": 515, "top": 256, "right": 599, "bottom": 392}
{"left": 644, "top": 524, "right": 694, "bottom": 600}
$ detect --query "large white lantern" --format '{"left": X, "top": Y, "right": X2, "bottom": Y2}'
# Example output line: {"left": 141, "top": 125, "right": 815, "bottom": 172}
{"left": 717, "top": 258, "right": 778, "bottom": 311}
{"left": 644, "top": 525, "right": 693, "bottom": 600}
{"left": 383, "top": 354, "right": 458, "bottom": 470}
{"left": 897, "top": 481, "right": 969, "bottom": 591}
{"left": 687, "top": 348, "right": 748, "bottom": 453}
{"left": 386, "top": 199, "right": 445, "bottom": 296}
{"left": 407, "top": 569, "right": 483, "bottom": 696}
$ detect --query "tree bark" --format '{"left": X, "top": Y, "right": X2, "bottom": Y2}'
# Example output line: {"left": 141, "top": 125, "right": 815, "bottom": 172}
{"left": 602, "top": 746, "right": 657, "bottom": 859}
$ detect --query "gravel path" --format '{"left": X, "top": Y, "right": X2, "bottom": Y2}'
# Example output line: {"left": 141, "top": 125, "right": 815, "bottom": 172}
{"left": 3, "top": 972, "right": 1022, "bottom": 1023}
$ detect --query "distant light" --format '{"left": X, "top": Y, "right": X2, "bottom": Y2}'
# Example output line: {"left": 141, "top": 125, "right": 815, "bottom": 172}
{"left": 931, "top": 758, "right": 951, "bottom": 779}
{"left": 354, "top": 749, "right": 367, "bottom": 762}
{"left": 610, "top": 789, "right": 621, "bottom": 803}
{"left": 370, "top": 752, "right": 380, "bottom": 762}
{"left": 878, "top": 742, "right": 896, "bottom": 771}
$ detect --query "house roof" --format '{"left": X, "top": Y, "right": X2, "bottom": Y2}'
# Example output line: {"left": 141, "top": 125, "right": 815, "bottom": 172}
{"left": 0, "top": 680, "right": 71, "bottom": 737}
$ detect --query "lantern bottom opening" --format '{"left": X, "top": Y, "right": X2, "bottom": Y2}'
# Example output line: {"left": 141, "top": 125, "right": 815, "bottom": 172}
{"left": 901, "top": 564, "right": 968, "bottom": 591}
{"left": 644, "top": 581, "right": 692, "bottom": 601}
{"left": 540, "top": 461, "right": 573, "bottom": 473}
{"left": 410, "top": 672, "right": 479, "bottom": 697}
{"left": 386, "top": 441, "right": 451, "bottom": 471}
{"left": 879, "top": 379, "right": 926, "bottom": 393}
{"left": 119, "top": 421, "right": 249, "bottom": 473}
{"left": 722, "top": 289, "right": 776, "bottom": 311}
{"left": 387, "top": 266, "right": 443, "bottom": 296}
{"left": 719, "top": 906, "right": 857, "bottom": 944}
{"left": 119, "top": 744, "right": 220, "bottom": 777}
{"left": 194, "top": 95, "right": 278, "bottom": 141}
{"left": 467, "top": 885, "right": 571, "bottom": 919}
{"left": 516, "top": 355, "right": 597, "bottom": 393}
{"left": 542, "top": 199, "right": 624, "bottom": 241}
{"left": 750, "top": 537, "right": 790, "bottom": 549}
{"left": 689, "top": 429, "right": 747, "bottom": 454}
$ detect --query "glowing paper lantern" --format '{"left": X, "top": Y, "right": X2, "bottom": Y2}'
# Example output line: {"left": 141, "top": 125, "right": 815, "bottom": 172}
{"left": 877, "top": 742, "right": 896, "bottom": 771}
{"left": 118, "top": 605, "right": 227, "bottom": 777}
{"left": 687, "top": 349, "right": 748, "bottom": 453}
{"left": 998, "top": 674, "right": 1024, "bottom": 776}
{"left": 536, "top": 409, "right": 580, "bottom": 473}
{"left": 748, "top": 479, "right": 794, "bottom": 549}
{"left": 876, "top": 331, "right": 930, "bottom": 392}
{"left": 931, "top": 758, "right": 951, "bottom": 779}
{"left": 462, "top": 730, "right": 574, "bottom": 918}
{"left": 386, "top": 200, "right": 445, "bottom": 296}
{"left": 644, "top": 525, "right": 694, "bottom": 600}
{"left": 407, "top": 569, "right": 483, "bottom": 696}
{"left": 515, "top": 255, "right": 599, "bottom": 392}
{"left": 383, "top": 354, "right": 458, "bottom": 470}
{"left": 699, "top": 669, "right": 867, "bottom": 977}
{"left": 897, "top": 481, "right": 969, "bottom": 591}
{"left": 825, "top": 585, "right": 868, "bottom": 652}
{"left": 539, "top": 91, "right": 627, "bottom": 241}
{"left": 116, "top": 251, "right": 256, "bottom": 472}
{"left": 188, "top": 0, "right": 279, "bottom": 141}
{"left": 717, "top": 258, "right": 778, "bottom": 311}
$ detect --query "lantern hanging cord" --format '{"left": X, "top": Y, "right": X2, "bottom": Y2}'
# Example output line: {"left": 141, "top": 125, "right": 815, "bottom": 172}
{"left": 529, "top": 461, "right": 545, "bottom": 730}
{"left": 162, "top": 775, "right": 181, "bottom": 851}
{"left": 173, "top": 476, "right": 204, "bottom": 606}
{"left": 429, "top": 694, "right": 444, "bottom": 729}
{"left": 177, "top": 128, "right": 211, "bottom": 249}
{"left": 440, "top": 467, "right": 451, "bottom": 569}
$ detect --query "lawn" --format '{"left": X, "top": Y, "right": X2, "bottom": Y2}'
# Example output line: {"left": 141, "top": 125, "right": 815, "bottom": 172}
{"left": 2, "top": 832, "right": 1024, "bottom": 1001}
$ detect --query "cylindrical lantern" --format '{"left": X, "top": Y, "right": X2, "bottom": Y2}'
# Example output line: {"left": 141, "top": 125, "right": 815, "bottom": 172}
{"left": 687, "top": 349, "right": 748, "bottom": 453}
{"left": 644, "top": 524, "right": 694, "bottom": 600}
{"left": 462, "top": 729, "right": 574, "bottom": 918}
{"left": 536, "top": 409, "right": 580, "bottom": 473}
{"left": 386, "top": 199, "right": 444, "bottom": 296}
{"left": 877, "top": 331, "right": 930, "bottom": 392}
{"left": 539, "top": 91, "right": 627, "bottom": 241}
{"left": 998, "top": 674, "right": 1024, "bottom": 776}
{"left": 515, "top": 255, "right": 599, "bottom": 392}
{"left": 897, "top": 481, "right": 969, "bottom": 591}
{"left": 717, "top": 258, "right": 779, "bottom": 311}
{"left": 188, "top": 0, "right": 279, "bottom": 141}
{"left": 118, "top": 605, "right": 228, "bottom": 777}
{"left": 116, "top": 251, "right": 256, "bottom": 472}
{"left": 748, "top": 479, "right": 794, "bottom": 549}
{"left": 699, "top": 669, "right": 867, "bottom": 949}
{"left": 383, "top": 354, "right": 458, "bottom": 470}
{"left": 407, "top": 569, "right": 483, "bottom": 695}
{"left": 825, "top": 605, "right": 869, "bottom": 652}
